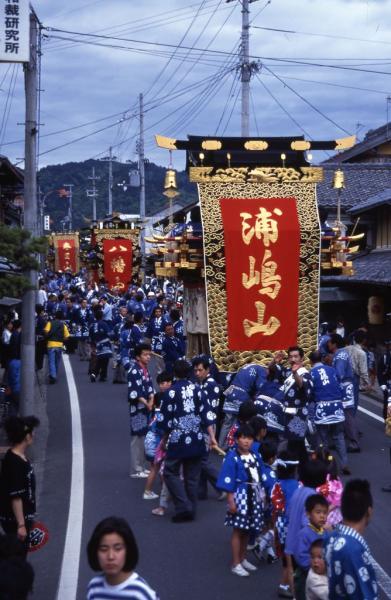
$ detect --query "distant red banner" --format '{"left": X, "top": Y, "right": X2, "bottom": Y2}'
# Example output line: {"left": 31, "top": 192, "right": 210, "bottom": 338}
{"left": 220, "top": 197, "right": 300, "bottom": 351}
{"left": 103, "top": 238, "right": 132, "bottom": 291}
{"left": 54, "top": 235, "right": 79, "bottom": 273}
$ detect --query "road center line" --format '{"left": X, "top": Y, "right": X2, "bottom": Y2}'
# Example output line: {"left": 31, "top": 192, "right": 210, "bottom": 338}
{"left": 357, "top": 404, "right": 384, "bottom": 424}
{"left": 57, "top": 355, "right": 84, "bottom": 600}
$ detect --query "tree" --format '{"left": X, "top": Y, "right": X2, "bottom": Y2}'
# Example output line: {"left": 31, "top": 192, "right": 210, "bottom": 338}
{"left": 0, "top": 225, "right": 47, "bottom": 298}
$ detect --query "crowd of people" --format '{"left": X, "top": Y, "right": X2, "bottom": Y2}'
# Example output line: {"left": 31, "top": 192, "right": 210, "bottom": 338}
{"left": 0, "top": 269, "right": 390, "bottom": 598}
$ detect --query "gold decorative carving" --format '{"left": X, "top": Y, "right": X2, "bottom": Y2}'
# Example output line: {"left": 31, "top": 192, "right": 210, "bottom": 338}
{"left": 335, "top": 135, "right": 356, "bottom": 150}
{"left": 244, "top": 140, "right": 269, "bottom": 151}
{"left": 199, "top": 181, "right": 320, "bottom": 372}
{"left": 201, "top": 140, "right": 222, "bottom": 150}
{"left": 155, "top": 135, "right": 177, "bottom": 150}
{"left": 189, "top": 166, "right": 323, "bottom": 184}
{"left": 94, "top": 228, "right": 140, "bottom": 243}
{"left": 291, "top": 140, "right": 311, "bottom": 151}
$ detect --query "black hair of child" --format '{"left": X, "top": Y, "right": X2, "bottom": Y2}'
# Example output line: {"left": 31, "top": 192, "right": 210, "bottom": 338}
{"left": 300, "top": 459, "right": 328, "bottom": 489}
{"left": 276, "top": 449, "right": 298, "bottom": 480}
{"left": 238, "top": 400, "right": 257, "bottom": 423}
{"left": 260, "top": 440, "right": 278, "bottom": 463}
{"left": 156, "top": 371, "right": 173, "bottom": 385}
{"left": 305, "top": 493, "right": 329, "bottom": 513}
{"left": 173, "top": 359, "right": 191, "bottom": 379}
{"left": 87, "top": 516, "right": 139, "bottom": 572}
{"left": 3, "top": 416, "right": 40, "bottom": 446}
{"left": 248, "top": 415, "right": 267, "bottom": 437}
{"left": 310, "top": 538, "right": 324, "bottom": 553}
{"left": 341, "top": 479, "right": 373, "bottom": 523}
{"left": 135, "top": 342, "right": 152, "bottom": 357}
{"left": 236, "top": 423, "right": 255, "bottom": 440}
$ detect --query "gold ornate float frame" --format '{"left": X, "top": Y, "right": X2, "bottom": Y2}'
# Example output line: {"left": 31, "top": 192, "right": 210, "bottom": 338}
{"left": 192, "top": 167, "right": 322, "bottom": 372}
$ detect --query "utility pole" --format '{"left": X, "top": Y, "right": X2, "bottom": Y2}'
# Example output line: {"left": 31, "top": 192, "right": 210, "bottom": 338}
{"left": 108, "top": 146, "right": 113, "bottom": 216}
{"left": 138, "top": 93, "right": 146, "bottom": 258}
{"left": 20, "top": 12, "right": 39, "bottom": 416}
{"left": 87, "top": 167, "right": 99, "bottom": 222}
{"left": 227, "top": 0, "right": 259, "bottom": 137}
{"left": 101, "top": 147, "right": 116, "bottom": 216}
{"left": 63, "top": 184, "right": 74, "bottom": 231}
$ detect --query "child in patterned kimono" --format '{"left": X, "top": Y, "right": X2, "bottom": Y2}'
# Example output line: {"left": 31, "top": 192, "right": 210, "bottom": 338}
{"left": 217, "top": 424, "right": 264, "bottom": 577}
{"left": 271, "top": 450, "right": 300, "bottom": 599}
{"left": 316, "top": 449, "right": 343, "bottom": 528}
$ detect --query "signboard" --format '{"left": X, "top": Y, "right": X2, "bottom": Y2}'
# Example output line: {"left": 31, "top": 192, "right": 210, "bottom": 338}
{"left": 0, "top": 0, "right": 29, "bottom": 63}
{"left": 53, "top": 234, "right": 79, "bottom": 273}
{"left": 103, "top": 238, "right": 132, "bottom": 291}
{"left": 220, "top": 197, "right": 300, "bottom": 351}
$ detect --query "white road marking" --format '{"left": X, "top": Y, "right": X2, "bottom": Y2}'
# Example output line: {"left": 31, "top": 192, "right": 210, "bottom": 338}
{"left": 57, "top": 355, "right": 84, "bottom": 600}
{"left": 357, "top": 405, "right": 384, "bottom": 424}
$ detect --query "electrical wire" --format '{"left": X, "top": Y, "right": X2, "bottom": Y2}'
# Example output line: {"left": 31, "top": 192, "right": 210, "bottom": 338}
{"left": 46, "top": 1, "right": 224, "bottom": 53}
{"left": 214, "top": 70, "right": 240, "bottom": 134}
{"left": 252, "top": 25, "right": 391, "bottom": 46}
{"left": 0, "top": 65, "right": 18, "bottom": 152}
{"left": 143, "top": 0, "right": 209, "bottom": 101}
{"left": 250, "top": 88, "right": 260, "bottom": 136}
{"left": 255, "top": 73, "right": 312, "bottom": 138}
{"left": 221, "top": 79, "right": 241, "bottom": 135}
{"left": 43, "top": 26, "right": 391, "bottom": 76}
{"left": 263, "top": 64, "right": 352, "bottom": 135}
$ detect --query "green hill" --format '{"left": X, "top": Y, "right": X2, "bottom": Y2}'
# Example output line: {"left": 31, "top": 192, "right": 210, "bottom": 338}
{"left": 38, "top": 159, "right": 197, "bottom": 231}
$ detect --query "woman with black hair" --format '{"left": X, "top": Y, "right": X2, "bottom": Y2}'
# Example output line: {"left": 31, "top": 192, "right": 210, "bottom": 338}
{"left": 86, "top": 517, "right": 159, "bottom": 599}
{"left": 0, "top": 416, "right": 40, "bottom": 548}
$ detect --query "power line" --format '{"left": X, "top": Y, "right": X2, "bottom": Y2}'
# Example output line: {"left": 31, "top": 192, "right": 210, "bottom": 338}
{"left": 252, "top": 25, "right": 391, "bottom": 46}
{"left": 43, "top": 28, "right": 391, "bottom": 76}
{"left": 215, "top": 71, "right": 240, "bottom": 134}
{"left": 221, "top": 80, "right": 241, "bottom": 135}
{"left": 263, "top": 64, "right": 352, "bottom": 135}
{"left": 255, "top": 73, "right": 312, "bottom": 138}
{"left": 143, "top": 0, "right": 210, "bottom": 101}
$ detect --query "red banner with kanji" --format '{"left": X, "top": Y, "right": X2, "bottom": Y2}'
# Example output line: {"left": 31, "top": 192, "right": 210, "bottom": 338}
{"left": 103, "top": 238, "right": 132, "bottom": 291}
{"left": 220, "top": 197, "right": 300, "bottom": 351}
{"left": 53, "top": 235, "right": 79, "bottom": 273}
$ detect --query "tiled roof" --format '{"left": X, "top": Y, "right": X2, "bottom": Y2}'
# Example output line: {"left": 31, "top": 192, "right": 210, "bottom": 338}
{"left": 316, "top": 163, "right": 391, "bottom": 210}
{"left": 322, "top": 250, "right": 391, "bottom": 286}
{"left": 348, "top": 188, "right": 391, "bottom": 215}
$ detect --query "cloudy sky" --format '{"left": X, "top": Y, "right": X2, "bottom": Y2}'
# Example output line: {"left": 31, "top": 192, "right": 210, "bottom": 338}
{"left": 0, "top": 0, "right": 390, "bottom": 170}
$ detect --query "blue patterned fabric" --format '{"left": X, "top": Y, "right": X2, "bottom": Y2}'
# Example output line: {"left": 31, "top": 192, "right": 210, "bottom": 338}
{"left": 127, "top": 360, "right": 154, "bottom": 436}
{"left": 310, "top": 363, "right": 345, "bottom": 425}
{"left": 158, "top": 379, "right": 214, "bottom": 459}
{"left": 325, "top": 524, "right": 378, "bottom": 599}
{"left": 332, "top": 349, "right": 355, "bottom": 409}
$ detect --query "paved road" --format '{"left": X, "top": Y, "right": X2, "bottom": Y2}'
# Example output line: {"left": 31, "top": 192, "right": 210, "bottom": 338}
{"left": 30, "top": 355, "right": 391, "bottom": 600}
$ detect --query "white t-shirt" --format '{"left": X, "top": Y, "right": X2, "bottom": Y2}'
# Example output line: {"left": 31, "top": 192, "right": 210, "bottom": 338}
{"left": 87, "top": 572, "right": 159, "bottom": 600}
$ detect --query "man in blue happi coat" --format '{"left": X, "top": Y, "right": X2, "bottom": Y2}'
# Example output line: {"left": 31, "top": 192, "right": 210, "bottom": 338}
{"left": 219, "top": 363, "right": 267, "bottom": 449}
{"left": 161, "top": 323, "right": 185, "bottom": 375}
{"left": 158, "top": 359, "right": 218, "bottom": 522}
{"left": 328, "top": 334, "right": 361, "bottom": 453}
{"left": 325, "top": 479, "right": 378, "bottom": 599}
{"left": 309, "top": 350, "right": 349, "bottom": 474}
{"left": 127, "top": 342, "right": 154, "bottom": 478}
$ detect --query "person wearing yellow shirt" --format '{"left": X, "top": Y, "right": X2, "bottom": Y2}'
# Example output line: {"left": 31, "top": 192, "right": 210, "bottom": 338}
{"left": 44, "top": 310, "right": 70, "bottom": 384}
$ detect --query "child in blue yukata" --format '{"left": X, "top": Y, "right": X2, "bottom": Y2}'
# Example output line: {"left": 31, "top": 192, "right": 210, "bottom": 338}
{"left": 293, "top": 493, "right": 328, "bottom": 600}
{"left": 285, "top": 459, "right": 328, "bottom": 599}
{"left": 143, "top": 371, "right": 172, "bottom": 503}
{"left": 305, "top": 539, "right": 329, "bottom": 600}
{"left": 226, "top": 401, "right": 257, "bottom": 449}
{"left": 324, "top": 479, "right": 378, "bottom": 599}
{"left": 253, "top": 440, "right": 278, "bottom": 564}
{"left": 217, "top": 424, "right": 264, "bottom": 577}
{"left": 271, "top": 450, "right": 300, "bottom": 599}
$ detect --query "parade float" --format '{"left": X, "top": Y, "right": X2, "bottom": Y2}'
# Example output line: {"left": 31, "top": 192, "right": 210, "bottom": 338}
{"left": 153, "top": 134, "right": 357, "bottom": 371}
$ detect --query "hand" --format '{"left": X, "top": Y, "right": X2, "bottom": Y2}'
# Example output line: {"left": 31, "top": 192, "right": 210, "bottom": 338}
{"left": 291, "top": 363, "right": 301, "bottom": 373}
{"left": 273, "top": 351, "right": 285, "bottom": 364}
{"left": 17, "top": 525, "right": 27, "bottom": 541}
{"left": 227, "top": 500, "right": 237, "bottom": 514}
